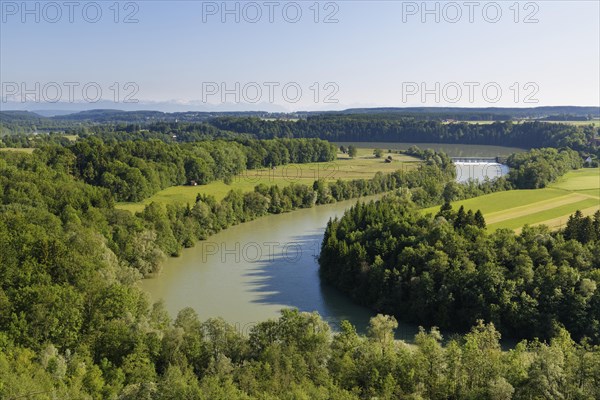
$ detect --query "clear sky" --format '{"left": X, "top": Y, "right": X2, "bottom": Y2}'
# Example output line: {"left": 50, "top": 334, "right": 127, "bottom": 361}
{"left": 1, "top": 0, "right": 599, "bottom": 111}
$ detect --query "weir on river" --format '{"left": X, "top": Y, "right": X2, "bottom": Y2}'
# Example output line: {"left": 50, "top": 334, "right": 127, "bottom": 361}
{"left": 453, "top": 158, "right": 510, "bottom": 183}
{"left": 451, "top": 156, "right": 501, "bottom": 163}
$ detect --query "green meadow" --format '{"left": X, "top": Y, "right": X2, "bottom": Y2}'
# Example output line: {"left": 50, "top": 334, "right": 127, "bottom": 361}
{"left": 423, "top": 168, "right": 600, "bottom": 231}
{"left": 334, "top": 142, "right": 524, "bottom": 158}
{"left": 543, "top": 120, "right": 600, "bottom": 127}
{"left": 116, "top": 149, "right": 420, "bottom": 213}
{"left": 454, "top": 120, "right": 600, "bottom": 127}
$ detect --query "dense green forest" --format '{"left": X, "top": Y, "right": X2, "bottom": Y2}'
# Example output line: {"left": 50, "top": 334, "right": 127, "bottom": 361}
{"left": 3, "top": 308, "right": 600, "bottom": 399}
{"left": 0, "top": 111, "right": 77, "bottom": 135}
{"left": 506, "top": 147, "right": 584, "bottom": 188}
{"left": 3, "top": 111, "right": 599, "bottom": 154}
{"left": 6, "top": 139, "right": 576, "bottom": 398}
{"left": 0, "top": 110, "right": 271, "bottom": 135}
{"left": 0, "top": 131, "right": 75, "bottom": 148}
{"left": 2, "top": 106, "right": 598, "bottom": 134}
{"left": 210, "top": 116, "right": 597, "bottom": 150}
{"left": 0, "top": 143, "right": 597, "bottom": 396}
{"left": 64, "top": 137, "right": 337, "bottom": 201}
{"left": 1, "top": 115, "right": 599, "bottom": 398}
{"left": 320, "top": 192, "right": 600, "bottom": 343}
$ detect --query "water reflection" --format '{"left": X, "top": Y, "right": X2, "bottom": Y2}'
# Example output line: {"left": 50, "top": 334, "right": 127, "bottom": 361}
{"left": 141, "top": 196, "right": 413, "bottom": 337}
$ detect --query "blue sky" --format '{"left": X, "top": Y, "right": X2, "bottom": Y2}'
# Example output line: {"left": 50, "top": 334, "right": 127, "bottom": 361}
{"left": 1, "top": 0, "right": 599, "bottom": 111}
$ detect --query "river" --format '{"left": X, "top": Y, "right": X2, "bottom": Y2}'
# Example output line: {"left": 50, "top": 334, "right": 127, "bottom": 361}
{"left": 141, "top": 195, "right": 421, "bottom": 339}
{"left": 141, "top": 155, "right": 510, "bottom": 341}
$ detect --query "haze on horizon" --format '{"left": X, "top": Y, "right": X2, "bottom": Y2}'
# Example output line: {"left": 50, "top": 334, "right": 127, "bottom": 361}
{"left": 1, "top": 0, "right": 599, "bottom": 112}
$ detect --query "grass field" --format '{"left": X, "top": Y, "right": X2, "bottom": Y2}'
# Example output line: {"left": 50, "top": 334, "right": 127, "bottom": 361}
{"left": 422, "top": 168, "right": 600, "bottom": 232}
{"left": 0, "top": 148, "right": 35, "bottom": 154}
{"left": 454, "top": 120, "right": 600, "bottom": 127}
{"left": 116, "top": 149, "right": 420, "bottom": 213}
{"left": 334, "top": 142, "right": 524, "bottom": 158}
{"left": 542, "top": 120, "right": 600, "bottom": 127}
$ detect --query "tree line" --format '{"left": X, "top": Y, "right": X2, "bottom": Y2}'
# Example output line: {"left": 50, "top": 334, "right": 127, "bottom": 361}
{"left": 5, "top": 116, "right": 597, "bottom": 153}
{"left": 2, "top": 308, "right": 599, "bottom": 399}
{"left": 39, "top": 137, "right": 337, "bottom": 202}
{"left": 0, "top": 130, "right": 595, "bottom": 398}
{"left": 210, "top": 116, "right": 598, "bottom": 151}
{"left": 505, "top": 147, "right": 583, "bottom": 188}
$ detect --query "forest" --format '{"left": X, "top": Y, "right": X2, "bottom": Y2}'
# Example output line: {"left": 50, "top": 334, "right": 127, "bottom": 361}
{"left": 505, "top": 147, "right": 584, "bottom": 188}
{"left": 0, "top": 117, "right": 598, "bottom": 398}
{"left": 0, "top": 143, "right": 471, "bottom": 279}
{"left": 320, "top": 192, "right": 600, "bottom": 343}
{"left": 0, "top": 143, "right": 597, "bottom": 397}
{"left": 1, "top": 138, "right": 551, "bottom": 399}
{"left": 3, "top": 308, "right": 600, "bottom": 399}
{"left": 2, "top": 106, "right": 598, "bottom": 135}
{"left": 210, "top": 116, "right": 597, "bottom": 150}
{"left": 3, "top": 113, "right": 599, "bottom": 157}
{"left": 64, "top": 137, "right": 337, "bottom": 201}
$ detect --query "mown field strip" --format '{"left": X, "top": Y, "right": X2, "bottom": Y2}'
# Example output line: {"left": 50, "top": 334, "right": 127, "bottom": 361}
{"left": 420, "top": 169, "right": 599, "bottom": 232}
{"left": 576, "top": 188, "right": 600, "bottom": 198}
{"left": 421, "top": 188, "right": 567, "bottom": 216}
{"left": 484, "top": 193, "right": 592, "bottom": 225}
{"left": 488, "top": 198, "right": 600, "bottom": 231}
{"left": 515, "top": 205, "right": 600, "bottom": 234}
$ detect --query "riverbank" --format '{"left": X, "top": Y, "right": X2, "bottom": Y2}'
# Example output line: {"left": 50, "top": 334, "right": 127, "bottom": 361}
{"left": 140, "top": 194, "right": 416, "bottom": 337}
{"left": 138, "top": 146, "right": 531, "bottom": 338}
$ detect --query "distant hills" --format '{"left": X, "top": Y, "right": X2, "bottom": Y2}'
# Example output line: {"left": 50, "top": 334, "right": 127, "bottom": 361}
{"left": 328, "top": 106, "right": 600, "bottom": 121}
{"left": 0, "top": 109, "right": 281, "bottom": 124}
{"left": 1, "top": 106, "right": 598, "bottom": 133}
